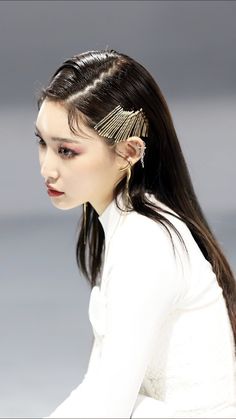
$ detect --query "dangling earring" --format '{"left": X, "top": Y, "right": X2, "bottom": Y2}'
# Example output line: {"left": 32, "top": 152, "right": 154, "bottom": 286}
{"left": 125, "top": 164, "right": 132, "bottom": 208}
{"left": 137, "top": 143, "right": 146, "bottom": 168}
{"left": 83, "top": 202, "right": 87, "bottom": 245}
{"left": 119, "top": 159, "right": 132, "bottom": 209}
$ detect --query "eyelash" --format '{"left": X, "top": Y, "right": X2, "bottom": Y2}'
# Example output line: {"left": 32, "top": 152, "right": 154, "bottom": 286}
{"left": 34, "top": 135, "right": 79, "bottom": 159}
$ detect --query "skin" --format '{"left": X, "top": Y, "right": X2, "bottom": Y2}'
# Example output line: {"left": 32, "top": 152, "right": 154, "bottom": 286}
{"left": 35, "top": 99, "right": 145, "bottom": 215}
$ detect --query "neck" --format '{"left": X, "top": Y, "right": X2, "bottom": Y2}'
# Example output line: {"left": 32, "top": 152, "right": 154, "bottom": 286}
{"left": 90, "top": 192, "right": 115, "bottom": 216}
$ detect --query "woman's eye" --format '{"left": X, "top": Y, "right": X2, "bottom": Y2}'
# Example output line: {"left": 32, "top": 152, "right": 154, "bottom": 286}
{"left": 34, "top": 135, "right": 78, "bottom": 159}
{"left": 58, "top": 147, "right": 78, "bottom": 159}
{"left": 35, "top": 136, "right": 46, "bottom": 147}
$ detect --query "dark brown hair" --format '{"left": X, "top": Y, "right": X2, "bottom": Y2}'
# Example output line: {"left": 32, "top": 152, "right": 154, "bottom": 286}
{"left": 36, "top": 49, "right": 236, "bottom": 348}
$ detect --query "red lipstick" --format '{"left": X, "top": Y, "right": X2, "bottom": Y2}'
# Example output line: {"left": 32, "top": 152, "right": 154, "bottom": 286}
{"left": 46, "top": 183, "right": 64, "bottom": 196}
{"left": 47, "top": 189, "right": 64, "bottom": 197}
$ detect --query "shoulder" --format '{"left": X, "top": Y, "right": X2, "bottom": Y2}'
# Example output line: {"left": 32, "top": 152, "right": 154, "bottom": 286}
{"left": 124, "top": 211, "right": 169, "bottom": 241}
{"left": 113, "top": 208, "right": 182, "bottom": 272}
{"left": 106, "top": 207, "right": 187, "bottom": 305}
{"left": 117, "top": 204, "right": 186, "bottom": 252}
{"left": 112, "top": 202, "right": 193, "bottom": 280}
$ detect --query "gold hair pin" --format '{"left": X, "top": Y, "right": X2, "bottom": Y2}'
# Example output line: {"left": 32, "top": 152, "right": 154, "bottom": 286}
{"left": 93, "top": 104, "right": 149, "bottom": 143}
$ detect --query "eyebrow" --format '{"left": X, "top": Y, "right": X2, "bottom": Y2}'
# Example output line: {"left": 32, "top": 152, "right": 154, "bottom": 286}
{"left": 34, "top": 125, "right": 82, "bottom": 144}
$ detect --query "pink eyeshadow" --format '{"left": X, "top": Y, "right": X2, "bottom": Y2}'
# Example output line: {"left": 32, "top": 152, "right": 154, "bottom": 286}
{"left": 63, "top": 144, "right": 83, "bottom": 153}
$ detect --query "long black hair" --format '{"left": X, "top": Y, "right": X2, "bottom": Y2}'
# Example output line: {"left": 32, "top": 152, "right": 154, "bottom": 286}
{"left": 36, "top": 49, "right": 236, "bottom": 348}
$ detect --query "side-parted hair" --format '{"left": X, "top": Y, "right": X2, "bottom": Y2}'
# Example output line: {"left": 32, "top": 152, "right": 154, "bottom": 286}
{"left": 36, "top": 49, "right": 236, "bottom": 350}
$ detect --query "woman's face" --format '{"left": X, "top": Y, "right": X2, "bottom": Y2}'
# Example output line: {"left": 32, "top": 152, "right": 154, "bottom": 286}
{"left": 35, "top": 99, "right": 123, "bottom": 215}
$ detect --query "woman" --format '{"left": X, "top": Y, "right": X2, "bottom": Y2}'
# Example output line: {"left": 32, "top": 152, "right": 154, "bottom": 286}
{"left": 34, "top": 49, "right": 236, "bottom": 418}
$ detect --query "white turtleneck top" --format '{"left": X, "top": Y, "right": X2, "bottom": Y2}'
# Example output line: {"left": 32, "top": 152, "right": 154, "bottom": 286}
{"left": 47, "top": 193, "right": 236, "bottom": 418}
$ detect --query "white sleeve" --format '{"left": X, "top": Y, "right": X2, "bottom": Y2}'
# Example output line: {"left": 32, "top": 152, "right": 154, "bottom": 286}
{"left": 47, "top": 222, "right": 185, "bottom": 418}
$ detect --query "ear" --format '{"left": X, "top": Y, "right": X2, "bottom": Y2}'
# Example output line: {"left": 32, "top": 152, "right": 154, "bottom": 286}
{"left": 115, "top": 136, "right": 145, "bottom": 166}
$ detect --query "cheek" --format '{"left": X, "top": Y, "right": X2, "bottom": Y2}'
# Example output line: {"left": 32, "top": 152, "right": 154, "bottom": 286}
{"left": 67, "top": 149, "right": 116, "bottom": 189}
{"left": 89, "top": 157, "right": 114, "bottom": 180}
{"left": 38, "top": 150, "right": 44, "bottom": 167}
{"left": 75, "top": 153, "right": 113, "bottom": 176}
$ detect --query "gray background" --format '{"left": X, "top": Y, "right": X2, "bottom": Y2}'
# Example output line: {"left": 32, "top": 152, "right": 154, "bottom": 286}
{"left": 0, "top": 1, "right": 235, "bottom": 417}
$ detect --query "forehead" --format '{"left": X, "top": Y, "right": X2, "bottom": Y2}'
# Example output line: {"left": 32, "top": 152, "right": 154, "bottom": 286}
{"left": 35, "top": 99, "right": 96, "bottom": 141}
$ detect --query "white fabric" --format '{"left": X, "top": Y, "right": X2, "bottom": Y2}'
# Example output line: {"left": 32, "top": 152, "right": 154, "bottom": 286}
{"left": 47, "top": 193, "right": 236, "bottom": 418}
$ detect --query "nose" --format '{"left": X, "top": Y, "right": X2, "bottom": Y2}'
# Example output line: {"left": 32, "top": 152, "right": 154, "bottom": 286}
{"left": 40, "top": 148, "right": 59, "bottom": 180}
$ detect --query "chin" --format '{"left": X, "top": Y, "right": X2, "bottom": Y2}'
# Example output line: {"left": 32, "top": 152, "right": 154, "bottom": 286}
{"left": 51, "top": 199, "right": 82, "bottom": 211}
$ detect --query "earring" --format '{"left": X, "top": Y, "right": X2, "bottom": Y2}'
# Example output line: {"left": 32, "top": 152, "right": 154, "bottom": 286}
{"left": 137, "top": 144, "right": 146, "bottom": 168}
{"left": 118, "top": 158, "right": 132, "bottom": 209}
{"left": 83, "top": 202, "right": 87, "bottom": 245}
{"left": 125, "top": 164, "right": 132, "bottom": 208}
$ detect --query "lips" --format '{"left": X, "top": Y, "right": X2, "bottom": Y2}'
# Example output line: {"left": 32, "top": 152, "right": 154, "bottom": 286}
{"left": 47, "top": 189, "right": 64, "bottom": 197}
{"left": 46, "top": 183, "right": 63, "bottom": 193}
{"left": 48, "top": 187, "right": 62, "bottom": 193}
{"left": 45, "top": 183, "right": 64, "bottom": 197}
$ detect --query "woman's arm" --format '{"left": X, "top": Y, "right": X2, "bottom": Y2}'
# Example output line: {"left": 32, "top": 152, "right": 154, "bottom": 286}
{"left": 47, "top": 222, "right": 186, "bottom": 418}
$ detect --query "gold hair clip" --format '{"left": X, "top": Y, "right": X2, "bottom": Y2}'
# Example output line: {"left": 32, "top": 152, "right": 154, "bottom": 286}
{"left": 93, "top": 105, "right": 149, "bottom": 143}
